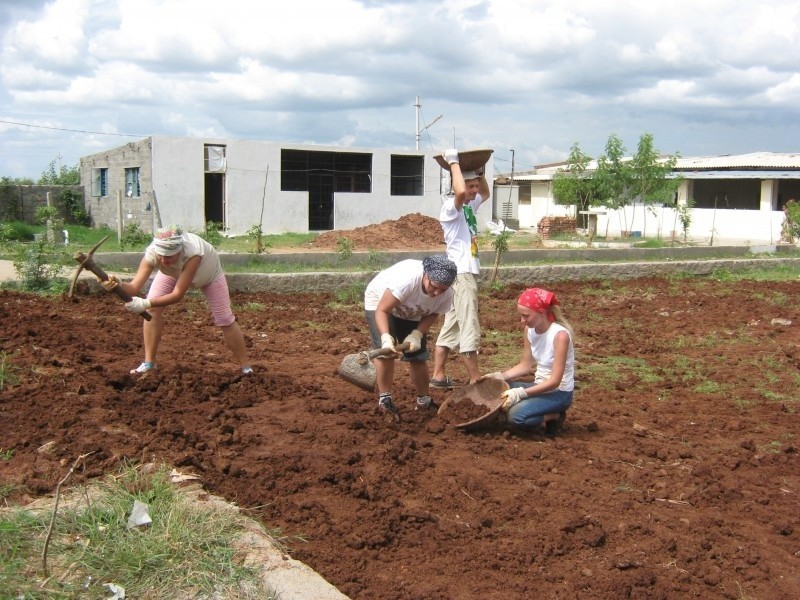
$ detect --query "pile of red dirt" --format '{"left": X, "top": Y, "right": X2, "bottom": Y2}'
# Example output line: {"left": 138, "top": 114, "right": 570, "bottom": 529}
{"left": 309, "top": 213, "right": 445, "bottom": 251}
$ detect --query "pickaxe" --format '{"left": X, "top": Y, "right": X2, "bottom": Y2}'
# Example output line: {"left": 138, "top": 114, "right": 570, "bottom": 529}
{"left": 68, "top": 235, "right": 152, "bottom": 320}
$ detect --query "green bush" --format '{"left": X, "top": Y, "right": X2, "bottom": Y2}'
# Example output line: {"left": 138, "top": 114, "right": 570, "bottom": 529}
{"left": 120, "top": 223, "right": 151, "bottom": 250}
{"left": 200, "top": 221, "right": 224, "bottom": 248}
{"left": 0, "top": 221, "right": 36, "bottom": 243}
{"left": 783, "top": 200, "right": 800, "bottom": 242}
{"left": 12, "top": 237, "right": 70, "bottom": 291}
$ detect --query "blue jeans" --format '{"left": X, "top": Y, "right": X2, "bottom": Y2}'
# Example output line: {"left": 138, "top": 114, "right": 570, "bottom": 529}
{"left": 506, "top": 382, "right": 573, "bottom": 431}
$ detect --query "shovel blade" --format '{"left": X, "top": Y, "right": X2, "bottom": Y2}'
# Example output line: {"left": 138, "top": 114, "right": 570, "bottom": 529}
{"left": 338, "top": 352, "right": 377, "bottom": 391}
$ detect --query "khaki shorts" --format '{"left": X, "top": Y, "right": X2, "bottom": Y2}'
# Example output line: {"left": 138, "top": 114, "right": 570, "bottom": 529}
{"left": 435, "top": 273, "right": 480, "bottom": 353}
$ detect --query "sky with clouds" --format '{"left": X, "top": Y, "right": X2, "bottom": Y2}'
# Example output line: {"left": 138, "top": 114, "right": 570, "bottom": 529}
{"left": 1, "top": 0, "right": 799, "bottom": 179}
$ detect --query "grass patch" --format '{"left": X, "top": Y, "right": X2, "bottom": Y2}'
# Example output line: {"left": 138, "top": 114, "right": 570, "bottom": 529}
{"left": 0, "top": 351, "right": 20, "bottom": 390}
{"left": 693, "top": 380, "right": 729, "bottom": 394}
{"left": 234, "top": 302, "right": 266, "bottom": 312}
{"left": 579, "top": 356, "right": 663, "bottom": 390}
{"left": 0, "top": 462, "right": 269, "bottom": 599}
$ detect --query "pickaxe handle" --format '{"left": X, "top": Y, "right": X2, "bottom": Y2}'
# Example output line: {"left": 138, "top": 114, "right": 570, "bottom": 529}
{"left": 74, "top": 251, "right": 152, "bottom": 321}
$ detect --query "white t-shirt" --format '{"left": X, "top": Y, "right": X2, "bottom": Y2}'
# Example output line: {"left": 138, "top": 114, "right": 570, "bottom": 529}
{"left": 364, "top": 259, "right": 454, "bottom": 321}
{"left": 527, "top": 323, "right": 575, "bottom": 392}
{"left": 439, "top": 193, "right": 485, "bottom": 274}
{"left": 144, "top": 232, "right": 224, "bottom": 289}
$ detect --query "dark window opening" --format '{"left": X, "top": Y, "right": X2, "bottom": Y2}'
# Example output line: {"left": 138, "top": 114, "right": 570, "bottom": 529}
{"left": 281, "top": 149, "right": 372, "bottom": 193}
{"left": 390, "top": 155, "right": 424, "bottom": 196}
{"left": 778, "top": 179, "right": 800, "bottom": 208}
{"left": 281, "top": 149, "right": 372, "bottom": 231}
{"left": 691, "top": 179, "right": 760, "bottom": 209}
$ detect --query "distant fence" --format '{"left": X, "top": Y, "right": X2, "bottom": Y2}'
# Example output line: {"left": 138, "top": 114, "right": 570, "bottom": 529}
{"left": 0, "top": 185, "right": 85, "bottom": 224}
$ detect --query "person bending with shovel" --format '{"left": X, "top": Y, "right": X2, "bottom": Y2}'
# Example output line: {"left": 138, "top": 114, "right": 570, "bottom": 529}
{"left": 102, "top": 225, "right": 253, "bottom": 375}
{"left": 364, "top": 255, "right": 457, "bottom": 420}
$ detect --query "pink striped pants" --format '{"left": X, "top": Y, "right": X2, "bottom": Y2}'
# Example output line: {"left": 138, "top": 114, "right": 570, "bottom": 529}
{"left": 147, "top": 273, "right": 236, "bottom": 327}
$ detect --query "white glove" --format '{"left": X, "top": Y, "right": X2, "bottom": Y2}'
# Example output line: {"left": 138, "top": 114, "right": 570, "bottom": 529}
{"left": 125, "top": 297, "right": 152, "bottom": 314}
{"left": 403, "top": 329, "right": 423, "bottom": 353}
{"left": 102, "top": 274, "right": 120, "bottom": 292}
{"left": 501, "top": 387, "right": 528, "bottom": 411}
{"left": 443, "top": 149, "right": 459, "bottom": 165}
{"left": 380, "top": 333, "right": 396, "bottom": 351}
{"left": 480, "top": 371, "right": 505, "bottom": 382}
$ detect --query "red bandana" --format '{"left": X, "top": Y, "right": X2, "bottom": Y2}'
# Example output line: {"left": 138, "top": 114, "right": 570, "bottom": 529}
{"left": 518, "top": 288, "right": 558, "bottom": 322}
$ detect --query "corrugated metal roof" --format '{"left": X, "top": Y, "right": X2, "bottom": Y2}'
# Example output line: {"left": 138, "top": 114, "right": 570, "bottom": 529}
{"left": 498, "top": 152, "right": 800, "bottom": 181}
{"left": 675, "top": 152, "right": 800, "bottom": 170}
{"left": 670, "top": 170, "right": 800, "bottom": 179}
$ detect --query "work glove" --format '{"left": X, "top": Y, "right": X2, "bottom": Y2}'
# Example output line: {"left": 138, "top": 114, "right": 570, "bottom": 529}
{"left": 125, "top": 297, "right": 152, "bottom": 314}
{"left": 442, "top": 149, "right": 459, "bottom": 165}
{"left": 479, "top": 371, "right": 505, "bottom": 382}
{"left": 403, "top": 329, "right": 423, "bottom": 353}
{"left": 500, "top": 387, "right": 528, "bottom": 411}
{"left": 380, "top": 333, "right": 396, "bottom": 352}
{"left": 102, "top": 274, "right": 121, "bottom": 292}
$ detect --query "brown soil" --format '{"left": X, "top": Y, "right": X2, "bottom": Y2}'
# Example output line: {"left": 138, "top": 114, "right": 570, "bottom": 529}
{"left": 441, "top": 398, "right": 491, "bottom": 423}
{"left": 2, "top": 276, "right": 800, "bottom": 599}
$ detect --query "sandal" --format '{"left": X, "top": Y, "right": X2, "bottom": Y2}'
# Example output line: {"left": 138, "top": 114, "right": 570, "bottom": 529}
{"left": 429, "top": 376, "right": 461, "bottom": 390}
{"left": 130, "top": 362, "right": 156, "bottom": 374}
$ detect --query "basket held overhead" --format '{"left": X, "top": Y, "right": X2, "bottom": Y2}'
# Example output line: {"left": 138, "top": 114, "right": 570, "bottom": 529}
{"left": 434, "top": 148, "right": 494, "bottom": 172}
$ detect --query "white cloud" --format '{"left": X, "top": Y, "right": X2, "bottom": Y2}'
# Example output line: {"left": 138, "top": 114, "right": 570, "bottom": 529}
{"left": 0, "top": 0, "right": 798, "bottom": 179}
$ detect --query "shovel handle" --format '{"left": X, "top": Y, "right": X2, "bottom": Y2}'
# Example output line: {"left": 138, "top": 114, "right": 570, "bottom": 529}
{"left": 359, "top": 342, "right": 412, "bottom": 363}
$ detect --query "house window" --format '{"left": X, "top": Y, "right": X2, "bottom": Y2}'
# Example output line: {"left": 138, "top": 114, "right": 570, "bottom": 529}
{"left": 91, "top": 168, "right": 108, "bottom": 197}
{"left": 280, "top": 149, "right": 372, "bottom": 193}
{"left": 204, "top": 145, "right": 226, "bottom": 172}
{"left": 390, "top": 155, "right": 423, "bottom": 196}
{"left": 125, "top": 168, "right": 140, "bottom": 198}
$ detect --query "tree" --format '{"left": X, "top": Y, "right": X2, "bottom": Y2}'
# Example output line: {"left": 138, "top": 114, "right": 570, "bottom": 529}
{"left": 37, "top": 158, "right": 80, "bottom": 186}
{"left": 552, "top": 142, "right": 599, "bottom": 218}
{"left": 593, "top": 133, "right": 631, "bottom": 235}
{"left": 628, "top": 133, "right": 680, "bottom": 237}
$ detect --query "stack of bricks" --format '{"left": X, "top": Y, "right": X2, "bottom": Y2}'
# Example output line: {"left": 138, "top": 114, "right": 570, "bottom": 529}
{"left": 537, "top": 216, "right": 577, "bottom": 239}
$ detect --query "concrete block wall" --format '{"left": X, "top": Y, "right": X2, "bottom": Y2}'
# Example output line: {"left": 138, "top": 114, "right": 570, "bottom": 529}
{"left": 80, "top": 139, "right": 158, "bottom": 233}
{"left": 0, "top": 185, "right": 84, "bottom": 223}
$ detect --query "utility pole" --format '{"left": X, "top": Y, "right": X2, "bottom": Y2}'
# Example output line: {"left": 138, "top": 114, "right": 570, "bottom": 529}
{"left": 414, "top": 96, "right": 442, "bottom": 150}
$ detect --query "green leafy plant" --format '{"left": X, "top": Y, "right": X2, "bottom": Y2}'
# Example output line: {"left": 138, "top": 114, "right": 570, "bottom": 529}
{"left": 336, "top": 236, "right": 354, "bottom": 261}
{"left": 782, "top": 199, "right": 800, "bottom": 243}
{"left": 120, "top": 223, "right": 150, "bottom": 250}
{"left": 489, "top": 229, "right": 511, "bottom": 285}
{"left": 246, "top": 224, "right": 268, "bottom": 254}
{"left": 12, "top": 237, "right": 69, "bottom": 291}
{"left": 201, "top": 220, "right": 224, "bottom": 247}
{"left": 675, "top": 198, "right": 694, "bottom": 242}
{"left": 0, "top": 351, "right": 20, "bottom": 391}
{"left": 34, "top": 205, "right": 64, "bottom": 244}
{"left": 59, "top": 189, "right": 89, "bottom": 226}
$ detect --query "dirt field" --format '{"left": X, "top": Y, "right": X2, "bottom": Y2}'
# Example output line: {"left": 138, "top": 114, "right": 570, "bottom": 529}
{"left": 2, "top": 268, "right": 799, "bottom": 599}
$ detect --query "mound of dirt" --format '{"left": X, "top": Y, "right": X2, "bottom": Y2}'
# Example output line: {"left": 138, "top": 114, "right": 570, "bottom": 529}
{"left": 309, "top": 213, "right": 445, "bottom": 251}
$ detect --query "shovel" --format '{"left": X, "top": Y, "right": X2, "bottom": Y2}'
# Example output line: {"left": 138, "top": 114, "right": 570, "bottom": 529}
{"left": 338, "top": 342, "right": 411, "bottom": 391}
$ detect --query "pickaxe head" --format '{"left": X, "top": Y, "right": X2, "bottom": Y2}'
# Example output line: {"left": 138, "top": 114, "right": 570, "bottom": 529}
{"left": 68, "top": 235, "right": 109, "bottom": 298}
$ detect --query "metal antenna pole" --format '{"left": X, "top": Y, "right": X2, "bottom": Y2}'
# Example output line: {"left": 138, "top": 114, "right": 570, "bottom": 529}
{"left": 415, "top": 96, "right": 421, "bottom": 150}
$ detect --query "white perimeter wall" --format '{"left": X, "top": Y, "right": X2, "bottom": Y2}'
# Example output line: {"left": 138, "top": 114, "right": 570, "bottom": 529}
{"left": 499, "top": 182, "right": 784, "bottom": 244}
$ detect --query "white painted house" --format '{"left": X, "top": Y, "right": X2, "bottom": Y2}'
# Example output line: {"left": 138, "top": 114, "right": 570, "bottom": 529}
{"left": 80, "top": 135, "right": 494, "bottom": 236}
{"left": 493, "top": 152, "right": 800, "bottom": 244}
